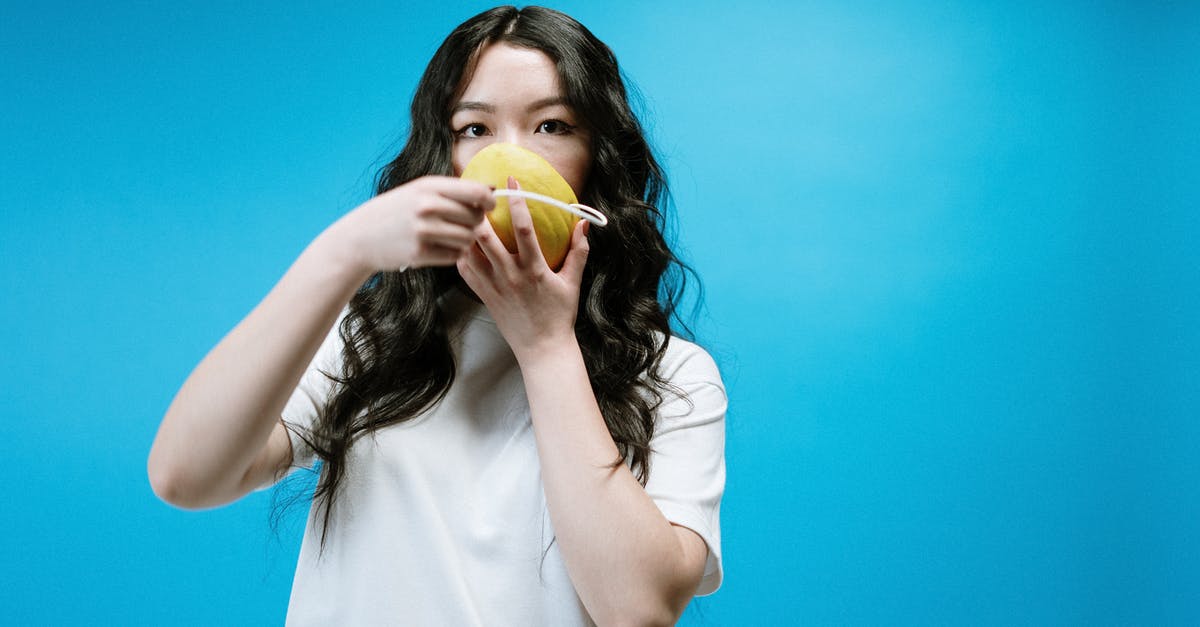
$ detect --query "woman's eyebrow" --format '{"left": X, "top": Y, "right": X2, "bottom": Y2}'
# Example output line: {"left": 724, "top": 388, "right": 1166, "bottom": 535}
{"left": 451, "top": 97, "right": 570, "bottom": 115}
{"left": 527, "top": 96, "right": 570, "bottom": 112}
{"left": 452, "top": 101, "right": 494, "bottom": 114}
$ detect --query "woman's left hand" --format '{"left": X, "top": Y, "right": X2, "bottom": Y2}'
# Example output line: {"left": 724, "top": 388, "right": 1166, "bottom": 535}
{"left": 456, "top": 176, "right": 590, "bottom": 364}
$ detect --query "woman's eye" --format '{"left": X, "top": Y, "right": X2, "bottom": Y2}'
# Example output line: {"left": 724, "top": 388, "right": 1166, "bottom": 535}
{"left": 537, "top": 120, "right": 574, "bottom": 135}
{"left": 457, "top": 123, "right": 489, "bottom": 138}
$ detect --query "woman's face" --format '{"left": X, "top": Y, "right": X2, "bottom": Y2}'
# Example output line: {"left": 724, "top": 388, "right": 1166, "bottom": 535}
{"left": 450, "top": 43, "right": 592, "bottom": 197}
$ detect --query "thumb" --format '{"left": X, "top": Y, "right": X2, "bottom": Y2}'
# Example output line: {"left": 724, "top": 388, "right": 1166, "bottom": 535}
{"left": 560, "top": 219, "right": 590, "bottom": 281}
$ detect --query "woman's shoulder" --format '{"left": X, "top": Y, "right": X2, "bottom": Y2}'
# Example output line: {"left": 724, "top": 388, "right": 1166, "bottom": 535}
{"left": 645, "top": 333, "right": 727, "bottom": 433}
{"left": 655, "top": 332, "right": 725, "bottom": 392}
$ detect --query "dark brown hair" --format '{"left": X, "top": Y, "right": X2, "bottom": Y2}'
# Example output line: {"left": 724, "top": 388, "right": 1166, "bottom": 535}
{"left": 277, "top": 5, "right": 699, "bottom": 556}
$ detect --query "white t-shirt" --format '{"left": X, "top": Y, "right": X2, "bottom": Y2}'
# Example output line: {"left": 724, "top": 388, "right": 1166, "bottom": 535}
{"left": 270, "top": 287, "right": 726, "bottom": 626}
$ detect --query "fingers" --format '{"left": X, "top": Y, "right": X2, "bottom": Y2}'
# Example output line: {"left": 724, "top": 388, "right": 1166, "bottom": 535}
{"left": 420, "top": 194, "right": 487, "bottom": 229}
{"left": 559, "top": 218, "right": 590, "bottom": 282}
{"left": 421, "top": 176, "right": 495, "bottom": 216}
{"left": 472, "top": 212, "right": 511, "bottom": 270}
{"left": 415, "top": 220, "right": 478, "bottom": 250}
{"left": 505, "top": 176, "right": 547, "bottom": 269}
{"left": 415, "top": 243, "right": 468, "bottom": 267}
{"left": 409, "top": 178, "right": 494, "bottom": 254}
{"left": 410, "top": 195, "right": 488, "bottom": 262}
{"left": 457, "top": 237, "right": 504, "bottom": 301}
{"left": 456, "top": 247, "right": 481, "bottom": 287}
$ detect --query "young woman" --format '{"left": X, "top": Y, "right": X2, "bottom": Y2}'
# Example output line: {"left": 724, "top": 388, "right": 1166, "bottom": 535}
{"left": 148, "top": 6, "right": 726, "bottom": 625}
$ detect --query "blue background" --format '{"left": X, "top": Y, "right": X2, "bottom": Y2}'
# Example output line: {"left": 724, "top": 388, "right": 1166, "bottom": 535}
{"left": 2, "top": 1, "right": 1197, "bottom": 624}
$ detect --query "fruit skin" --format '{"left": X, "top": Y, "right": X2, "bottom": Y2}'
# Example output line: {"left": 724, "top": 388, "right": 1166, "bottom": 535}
{"left": 459, "top": 143, "right": 580, "bottom": 270}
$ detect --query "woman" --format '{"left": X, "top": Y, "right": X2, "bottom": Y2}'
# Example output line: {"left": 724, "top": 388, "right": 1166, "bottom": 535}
{"left": 148, "top": 6, "right": 725, "bottom": 625}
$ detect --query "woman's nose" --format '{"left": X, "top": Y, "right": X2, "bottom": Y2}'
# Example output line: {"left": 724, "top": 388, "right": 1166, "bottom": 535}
{"left": 497, "top": 126, "right": 523, "bottom": 147}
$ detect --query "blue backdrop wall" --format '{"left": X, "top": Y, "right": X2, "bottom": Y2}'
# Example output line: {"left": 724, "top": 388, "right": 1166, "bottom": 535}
{"left": 2, "top": 1, "right": 1196, "bottom": 624}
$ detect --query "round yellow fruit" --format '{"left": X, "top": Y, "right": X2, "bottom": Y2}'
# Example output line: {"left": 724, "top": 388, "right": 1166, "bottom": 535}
{"left": 459, "top": 143, "right": 580, "bottom": 270}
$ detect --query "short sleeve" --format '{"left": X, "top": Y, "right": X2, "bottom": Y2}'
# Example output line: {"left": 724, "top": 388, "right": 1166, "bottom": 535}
{"left": 643, "top": 337, "right": 727, "bottom": 596}
{"left": 258, "top": 309, "right": 347, "bottom": 489}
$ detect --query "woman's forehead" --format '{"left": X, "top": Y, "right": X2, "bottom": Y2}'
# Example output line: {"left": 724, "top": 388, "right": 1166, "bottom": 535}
{"left": 454, "top": 43, "right": 564, "bottom": 106}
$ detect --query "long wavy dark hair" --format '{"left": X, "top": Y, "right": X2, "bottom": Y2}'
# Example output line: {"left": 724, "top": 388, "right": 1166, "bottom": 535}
{"left": 277, "top": 5, "right": 699, "bottom": 555}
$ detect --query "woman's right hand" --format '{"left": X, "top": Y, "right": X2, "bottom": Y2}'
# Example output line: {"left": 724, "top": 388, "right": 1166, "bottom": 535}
{"left": 329, "top": 175, "right": 495, "bottom": 273}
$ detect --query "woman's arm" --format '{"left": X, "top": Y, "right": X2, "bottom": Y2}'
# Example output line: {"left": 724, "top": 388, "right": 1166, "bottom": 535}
{"left": 147, "top": 230, "right": 368, "bottom": 509}
{"left": 457, "top": 187, "right": 707, "bottom": 625}
{"left": 148, "top": 177, "right": 492, "bottom": 509}
{"left": 519, "top": 343, "right": 710, "bottom": 626}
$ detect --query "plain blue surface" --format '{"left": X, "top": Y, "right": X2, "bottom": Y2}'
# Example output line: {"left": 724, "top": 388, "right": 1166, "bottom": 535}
{"left": 2, "top": 1, "right": 1197, "bottom": 624}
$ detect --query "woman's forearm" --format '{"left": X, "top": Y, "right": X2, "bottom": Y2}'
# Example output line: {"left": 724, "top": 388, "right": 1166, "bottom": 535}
{"left": 148, "top": 176, "right": 492, "bottom": 509}
{"left": 147, "top": 227, "right": 370, "bottom": 508}
{"left": 519, "top": 341, "right": 697, "bottom": 626}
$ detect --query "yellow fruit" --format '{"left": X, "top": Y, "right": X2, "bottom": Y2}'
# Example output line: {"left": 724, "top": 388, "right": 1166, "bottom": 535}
{"left": 459, "top": 143, "right": 580, "bottom": 270}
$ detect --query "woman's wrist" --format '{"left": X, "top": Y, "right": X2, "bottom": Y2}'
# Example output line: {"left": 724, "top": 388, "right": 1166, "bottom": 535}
{"left": 306, "top": 223, "right": 377, "bottom": 288}
{"left": 513, "top": 332, "right": 584, "bottom": 374}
